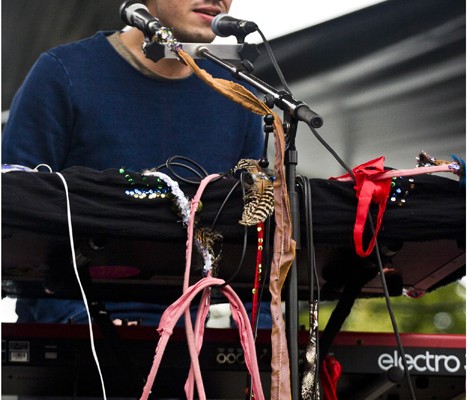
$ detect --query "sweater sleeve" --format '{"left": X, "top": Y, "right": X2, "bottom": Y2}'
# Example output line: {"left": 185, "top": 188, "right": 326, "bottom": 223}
{"left": 2, "top": 52, "right": 74, "bottom": 171}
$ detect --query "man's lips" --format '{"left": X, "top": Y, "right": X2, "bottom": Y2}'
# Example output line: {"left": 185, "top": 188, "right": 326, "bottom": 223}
{"left": 193, "top": 7, "right": 222, "bottom": 23}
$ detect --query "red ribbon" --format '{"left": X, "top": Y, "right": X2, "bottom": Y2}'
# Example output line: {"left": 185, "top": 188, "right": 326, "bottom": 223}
{"left": 320, "top": 355, "right": 342, "bottom": 400}
{"left": 332, "top": 156, "right": 392, "bottom": 257}
{"left": 251, "top": 221, "right": 264, "bottom": 331}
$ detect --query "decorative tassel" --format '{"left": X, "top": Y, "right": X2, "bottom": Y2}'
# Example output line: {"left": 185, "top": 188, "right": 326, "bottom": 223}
{"left": 233, "top": 159, "right": 275, "bottom": 226}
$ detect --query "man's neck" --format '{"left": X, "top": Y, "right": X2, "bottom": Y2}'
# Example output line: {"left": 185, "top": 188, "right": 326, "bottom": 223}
{"left": 120, "top": 28, "right": 193, "bottom": 79}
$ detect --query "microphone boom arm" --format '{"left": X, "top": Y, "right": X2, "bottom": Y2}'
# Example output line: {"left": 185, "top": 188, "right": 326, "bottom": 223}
{"left": 196, "top": 46, "right": 323, "bottom": 128}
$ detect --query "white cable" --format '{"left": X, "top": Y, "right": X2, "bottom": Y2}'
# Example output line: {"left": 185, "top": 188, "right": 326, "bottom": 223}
{"left": 55, "top": 171, "right": 108, "bottom": 400}
{"left": 34, "top": 164, "right": 53, "bottom": 172}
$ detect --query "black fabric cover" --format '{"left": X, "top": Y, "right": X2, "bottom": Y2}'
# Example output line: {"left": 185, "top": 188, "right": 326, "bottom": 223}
{"left": 2, "top": 166, "right": 465, "bottom": 245}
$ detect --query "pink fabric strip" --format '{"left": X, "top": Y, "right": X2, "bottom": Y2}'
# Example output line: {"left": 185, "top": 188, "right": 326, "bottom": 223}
{"left": 139, "top": 277, "right": 265, "bottom": 400}
{"left": 333, "top": 164, "right": 457, "bottom": 182}
{"left": 184, "top": 287, "right": 211, "bottom": 399}
{"left": 182, "top": 174, "right": 220, "bottom": 399}
{"left": 183, "top": 173, "right": 220, "bottom": 292}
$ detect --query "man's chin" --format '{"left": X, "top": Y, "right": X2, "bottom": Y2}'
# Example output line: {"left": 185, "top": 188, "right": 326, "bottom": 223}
{"left": 172, "top": 29, "right": 216, "bottom": 44}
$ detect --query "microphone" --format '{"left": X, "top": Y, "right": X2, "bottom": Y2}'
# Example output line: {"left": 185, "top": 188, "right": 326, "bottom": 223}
{"left": 119, "top": 0, "right": 163, "bottom": 37}
{"left": 211, "top": 13, "right": 258, "bottom": 39}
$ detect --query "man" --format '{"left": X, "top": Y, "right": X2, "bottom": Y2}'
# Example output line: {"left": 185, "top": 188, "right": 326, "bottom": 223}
{"left": 2, "top": 0, "right": 263, "bottom": 174}
{"left": 2, "top": 0, "right": 265, "bottom": 324}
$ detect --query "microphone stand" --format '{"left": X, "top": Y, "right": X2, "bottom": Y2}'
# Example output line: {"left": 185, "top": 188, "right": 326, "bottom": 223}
{"left": 283, "top": 110, "right": 301, "bottom": 400}
{"left": 194, "top": 47, "right": 323, "bottom": 400}
{"left": 145, "top": 40, "right": 322, "bottom": 399}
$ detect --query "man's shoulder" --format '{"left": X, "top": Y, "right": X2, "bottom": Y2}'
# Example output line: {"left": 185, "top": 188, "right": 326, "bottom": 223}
{"left": 47, "top": 31, "right": 116, "bottom": 58}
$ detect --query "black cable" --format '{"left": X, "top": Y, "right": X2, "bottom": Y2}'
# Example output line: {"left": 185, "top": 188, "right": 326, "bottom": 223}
{"left": 212, "top": 222, "right": 247, "bottom": 285}
{"left": 147, "top": 157, "right": 207, "bottom": 181}
{"left": 369, "top": 216, "right": 417, "bottom": 399}
{"left": 165, "top": 162, "right": 206, "bottom": 179}
{"left": 210, "top": 179, "right": 241, "bottom": 230}
{"left": 297, "top": 175, "right": 321, "bottom": 395}
{"left": 309, "top": 125, "right": 356, "bottom": 179}
{"left": 160, "top": 155, "right": 234, "bottom": 184}
{"left": 164, "top": 155, "right": 209, "bottom": 182}
{"left": 216, "top": 172, "right": 250, "bottom": 288}
{"left": 257, "top": 28, "right": 293, "bottom": 95}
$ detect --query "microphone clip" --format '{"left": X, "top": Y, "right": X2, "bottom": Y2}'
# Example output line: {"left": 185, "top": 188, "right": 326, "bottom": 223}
{"left": 142, "top": 26, "right": 183, "bottom": 62}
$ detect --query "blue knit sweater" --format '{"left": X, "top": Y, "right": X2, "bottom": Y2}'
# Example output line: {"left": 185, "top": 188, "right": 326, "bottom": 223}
{"left": 2, "top": 31, "right": 263, "bottom": 173}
